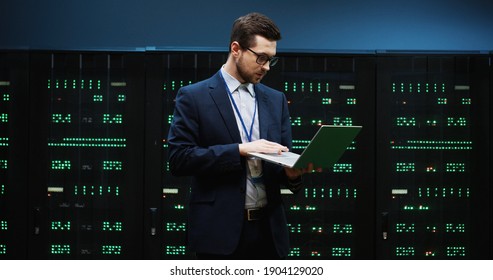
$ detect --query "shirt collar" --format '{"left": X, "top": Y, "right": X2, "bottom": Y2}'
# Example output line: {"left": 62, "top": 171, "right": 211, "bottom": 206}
{"left": 220, "top": 67, "right": 255, "bottom": 97}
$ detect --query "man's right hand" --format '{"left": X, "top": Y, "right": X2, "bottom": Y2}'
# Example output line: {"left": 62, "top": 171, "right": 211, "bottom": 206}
{"left": 238, "top": 139, "right": 289, "bottom": 156}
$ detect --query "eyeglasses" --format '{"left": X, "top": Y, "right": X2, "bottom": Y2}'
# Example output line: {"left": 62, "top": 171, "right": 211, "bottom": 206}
{"left": 246, "top": 48, "right": 279, "bottom": 67}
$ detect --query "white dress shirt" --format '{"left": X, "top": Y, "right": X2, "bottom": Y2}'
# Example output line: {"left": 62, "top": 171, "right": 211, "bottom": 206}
{"left": 220, "top": 67, "right": 267, "bottom": 209}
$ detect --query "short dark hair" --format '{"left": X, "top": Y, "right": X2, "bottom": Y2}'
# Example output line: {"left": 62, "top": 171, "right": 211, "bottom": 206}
{"left": 229, "top": 12, "right": 282, "bottom": 51}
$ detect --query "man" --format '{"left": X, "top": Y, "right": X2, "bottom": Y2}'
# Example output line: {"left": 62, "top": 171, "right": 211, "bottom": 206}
{"left": 167, "top": 12, "right": 312, "bottom": 259}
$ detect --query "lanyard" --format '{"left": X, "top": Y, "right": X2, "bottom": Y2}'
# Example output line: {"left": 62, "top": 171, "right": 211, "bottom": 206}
{"left": 219, "top": 72, "right": 257, "bottom": 142}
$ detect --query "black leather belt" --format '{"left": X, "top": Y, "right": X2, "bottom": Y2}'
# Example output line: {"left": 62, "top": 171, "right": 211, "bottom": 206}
{"left": 245, "top": 208, "right": 267, "bottom": 221}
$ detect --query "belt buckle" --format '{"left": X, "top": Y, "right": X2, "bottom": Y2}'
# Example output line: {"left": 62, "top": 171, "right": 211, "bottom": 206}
{"left": 246, "top": 208, "right": 261, "bottom": 221}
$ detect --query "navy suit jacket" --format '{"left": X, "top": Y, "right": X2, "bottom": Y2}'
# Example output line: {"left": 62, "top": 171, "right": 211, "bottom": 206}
{"left": 167, "top": 71, "right": 293, "bottom": 257}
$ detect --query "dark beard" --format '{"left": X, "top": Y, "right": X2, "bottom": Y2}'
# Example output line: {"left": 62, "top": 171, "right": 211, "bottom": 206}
{"left": 236, "top": 56, "right": 263, "bottom": 84}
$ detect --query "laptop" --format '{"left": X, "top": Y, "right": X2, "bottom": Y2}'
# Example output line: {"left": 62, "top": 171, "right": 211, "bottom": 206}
{"left": 248, "top": 125, "right": 362, "bottom": 169}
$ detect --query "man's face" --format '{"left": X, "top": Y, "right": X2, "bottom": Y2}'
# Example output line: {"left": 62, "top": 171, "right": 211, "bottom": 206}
{"left": 236, "top": 35, "right": 277, "bottom": 84}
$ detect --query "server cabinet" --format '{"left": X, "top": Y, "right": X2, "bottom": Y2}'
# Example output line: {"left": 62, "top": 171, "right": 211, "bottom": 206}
{"left": 375, "top": 55, "right": 491, "bottom": 259}
{"left": 1, "top": 50, "right": 491, "bottom": 260}
{"left": 265, "top": 54, "right": 376, "bottom": 259}
{"left": 146, "top": 52, "right": 376, "bottom": 259}
{"left": 27, "top": 52, "right": 146, "bottom": 259}
{"left": 0, "top": 52, "right": 30, "bottom": 259}
{"left": 145, "top": 52, "right": 228, "bottom": 259}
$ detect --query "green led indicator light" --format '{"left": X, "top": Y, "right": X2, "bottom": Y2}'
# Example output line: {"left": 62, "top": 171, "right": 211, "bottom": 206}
{"left": 51, "top": 244, "right": 70, "bottom": 255}
{"left": 51, "top": 221, "right": 71, "bottom": 231}
{"left": 0, "top": 138, "right": 8, "bottom": 147}
{"left": 311, "top": 226, "right": 323, "bottom": 233}
{"left": 117, "top": 94, "right": 126, "bottom": 102}
{"left": 288, "top": 248, "right": 301, "bottom": 257}
{"left": 0, "top": 245, "right": 6, "bottom": 255}
{"left": 1, "top": 184, "right": 4, "bottom": 195}
{"left": 446, "top": 162, "right": 466, "bottom": 172}
{"left": 47, "top": 79, "right": 101, "bottom": 90}
{"left": 403, "top": 205, "right": 429, "bottom": 210}
{"left": 446, "top": 223, "right": 465, "bottom": 233}
{"left": 0, "top": 113, "right": 8, "bottom": 123}
{"left": 166, "top": 245, "right": 186, "bottom": 255}
{"left": 292, "top": 139, "right": 310, "bottom": 149}
{"left": 48, "top": 137, "right": 127, "bottom": 148}
{"left": 333, "top": 163, "right": 352, "bottom": 173}
{"left": 396, "top": 247, "right": 415, "bottom": 257}
{"left": 290, "top": 205, "right": 301, "bottom": 211}
{"left": 322, "top": 97, "right": 332, "bottom": 105}
{"left": 103, "top": 114, "right": 123, "bottom": 124}
{"left": 332, "top": 247, "right": 351, "bottom": 257}
{"left": 426, "top": 225, "right": 438, "bottom": 233}
{"left": 2, "top": 93, "right": 9, "bottom": 101}
{"left": 52, "top": 113, "right": 71, "bottom": 123}
{"left": 461, "top": 98, "right": 471, "bottom": 105}
{"left": 392, "top": 82, "right": 446, "bottom": 94}
{"left": 311, "top": 251, "right": 321, "bottom": 257}
{"left": 287, "top": 223, "right": 301, "bottom": 233}
{"left": 447, "top": 117, "right": 467, "bottom": 127}
{"left": 1, "top": 220, "right": 7, "bottom": 230}
{"left": 347, "top": 98, "right": 356, "bottom": 105}
{"left": 51, "top": 160, "right": 71, "bottom": 170}
{"left": 166, "top": 222, "right": 186, "bottom": 232}
{"left": 396, "top": 223, "right": 415, "bottom": 233}
{"left": 390, "top": 140, "right": 472, "bottom": 150}
{"left": 333, "top": 224, "right": 353, "bottom": 234}
{"left": 102, "top": 221, "right": 122, "bottom": 231}
{"left": 418, "top": 187, "right": 470, "bottom": 198}
{"left": 325, "top": 83, "right": 329, "bottom": 93}
{"left": 0, "top": 160, "right": 7, "bottom": 169}
{"left": 103, "top": 161, "right": 122, "bottom": 171}
{"left": 333, "top": 117, "right": 353, "bottom": 126}
{"left": 396, "top": 117, "right": 416, "bottom": 127}
{"left": 291, "top": 117, "right": 302, "bottom": 126}
{"left": 284, "top": 82, "right": 330, "bottom": 93}
{"left": 426, "top": 119, "right": 438, "bottom": 126}
{"left": 168, "top": 80, "right": 192, "bottom": 91}
{"left": 446, "top": 247, "right": 466, "bottom": 257}
{"left": 102, "top": 245, "right": 121, "bottom": 255}
{"left": 93, "top": 95, "right": 103, "bottom": 102}
{"left": 74, "top": 185, "right": 120, "bottom": 196}
{"left": 325, "top": 188, "right": 357, "bottom": 199}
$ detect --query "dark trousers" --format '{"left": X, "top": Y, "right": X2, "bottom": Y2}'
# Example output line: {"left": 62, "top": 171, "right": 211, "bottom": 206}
{"left": 196, "top": 216, "right": 281, "bottom": 260}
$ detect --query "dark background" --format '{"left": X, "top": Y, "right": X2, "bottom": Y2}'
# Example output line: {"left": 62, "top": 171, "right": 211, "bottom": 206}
{"left": 0, "top": 0, "right": 491, "bottom": 259}
{"left": 1, "top": 0, "right": 492, "bottom": 52}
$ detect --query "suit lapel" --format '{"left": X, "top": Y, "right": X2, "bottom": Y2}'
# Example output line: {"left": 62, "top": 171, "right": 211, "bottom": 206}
{"left": 208, "top": 72, "right": 242, "bottom": 142}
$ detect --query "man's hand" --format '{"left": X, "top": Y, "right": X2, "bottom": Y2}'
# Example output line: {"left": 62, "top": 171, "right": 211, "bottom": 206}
{"left": 284, "top": 163, "right": 316, "bottom": 180}
{"left": 238, "top": 139, "right": 289, "bottom": 156}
